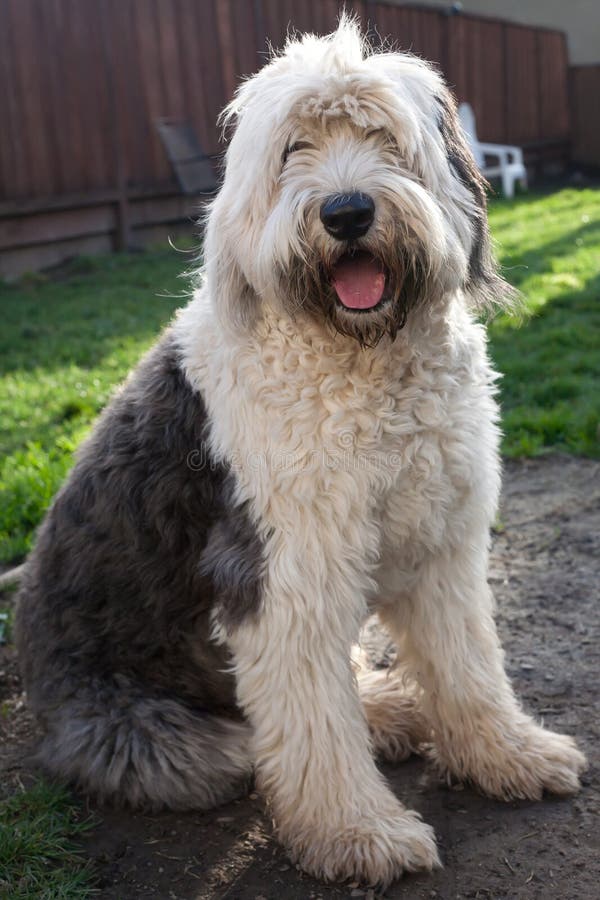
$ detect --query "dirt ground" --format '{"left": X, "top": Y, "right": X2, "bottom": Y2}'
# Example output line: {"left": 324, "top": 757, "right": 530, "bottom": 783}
{"left": 1, "top": 454, "right": 599, "bottom": 899}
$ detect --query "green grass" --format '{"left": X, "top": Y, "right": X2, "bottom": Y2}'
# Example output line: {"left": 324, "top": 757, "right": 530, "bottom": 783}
{"left": 488, "top": 188, "right": 600, "bottom": 457}
{"left": 0, "top": 781, "right": 95, "bottom": 898}
{"left": 0, "top": 188, "right": 599, "bottom": 565}
{"left": 0, "top": 249, "right": 195, "bottom": 563}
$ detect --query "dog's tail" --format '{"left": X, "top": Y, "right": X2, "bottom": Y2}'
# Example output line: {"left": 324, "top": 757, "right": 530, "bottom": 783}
{"left": 32, "top": 676, "right": 252, "bottom": 810}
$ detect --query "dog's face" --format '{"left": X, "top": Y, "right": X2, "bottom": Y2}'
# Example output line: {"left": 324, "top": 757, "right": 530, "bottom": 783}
{"left": 276, "top": 118, "right": 437, "bottom": 346}
{"left": 205, "top": 21, "right": 509, "bottom": 345}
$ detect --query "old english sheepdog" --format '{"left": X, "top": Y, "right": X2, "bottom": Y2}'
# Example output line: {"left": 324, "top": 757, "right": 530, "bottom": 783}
{"left": 16, "top": 21, "right": 586, "bottom": 885}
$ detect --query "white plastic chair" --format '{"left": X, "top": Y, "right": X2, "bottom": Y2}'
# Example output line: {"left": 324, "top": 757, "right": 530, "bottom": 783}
{"left": 458, "top": 103, "right": 527, "bottom": 198}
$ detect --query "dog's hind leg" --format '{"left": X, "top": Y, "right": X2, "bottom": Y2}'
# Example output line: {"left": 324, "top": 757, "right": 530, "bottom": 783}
{"left": 357, "top": 667, "right": 429, "bottom": 763}
{"left": 34, "top": 678, "right": 252, "bottom": 811}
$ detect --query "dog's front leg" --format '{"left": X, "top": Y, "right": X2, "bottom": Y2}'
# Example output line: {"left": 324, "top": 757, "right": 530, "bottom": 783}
{"left": 225, "top": 531, "right": 439, "bottom": 885}
{"left": 381, "top": 534, "right": 587, "bottom": 801}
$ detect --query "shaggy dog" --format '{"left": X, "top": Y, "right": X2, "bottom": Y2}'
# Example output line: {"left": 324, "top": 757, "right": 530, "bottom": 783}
{"left": 16, "top": 21, "right": 586, "bottom": 885}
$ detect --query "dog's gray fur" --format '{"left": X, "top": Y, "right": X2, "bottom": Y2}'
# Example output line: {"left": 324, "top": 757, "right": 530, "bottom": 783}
{"left": 15, "top": 332, "right": 263, "bottom": 809}
{"left": 436, "top": 90, "right": 512, "bottom": 308}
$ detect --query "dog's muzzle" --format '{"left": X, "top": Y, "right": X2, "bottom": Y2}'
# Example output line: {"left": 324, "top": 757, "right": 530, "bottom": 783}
{"left": 320, "top": 193, "right": 384, "bottom": 311}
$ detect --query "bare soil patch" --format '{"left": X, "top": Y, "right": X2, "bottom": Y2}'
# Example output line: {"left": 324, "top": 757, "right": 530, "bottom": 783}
{"left": 1, "top": 455, "right": 599, "bottom": 899}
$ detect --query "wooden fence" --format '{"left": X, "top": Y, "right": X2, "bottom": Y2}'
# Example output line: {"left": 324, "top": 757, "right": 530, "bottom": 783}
{"left": 570, "top": 65, "right": 600, "bottom": 170}
{"left": 0, "top": 0, "right": 571, "bottom": 276}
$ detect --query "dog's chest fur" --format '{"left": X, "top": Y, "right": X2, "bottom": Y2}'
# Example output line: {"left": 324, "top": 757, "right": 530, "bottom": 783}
{"left": 177, "top": 293, "right": 500, "bottom": 601}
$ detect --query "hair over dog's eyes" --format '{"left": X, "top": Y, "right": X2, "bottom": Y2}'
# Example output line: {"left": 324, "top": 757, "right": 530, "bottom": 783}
{"left": 282, "top": 140, "right": 314, "bottom": 164}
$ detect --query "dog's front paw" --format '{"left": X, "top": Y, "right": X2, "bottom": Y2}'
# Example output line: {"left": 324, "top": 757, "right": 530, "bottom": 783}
{"left": 289, "top": 807, "right": 440, "bottom": 886}
{"left": 432, "top": 721, "right": 587, "bottom": 801}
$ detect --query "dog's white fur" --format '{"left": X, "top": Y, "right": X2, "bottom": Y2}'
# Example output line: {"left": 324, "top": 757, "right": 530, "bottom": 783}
{"left": 171, "top": 21, "right": 586, "bottom": 885}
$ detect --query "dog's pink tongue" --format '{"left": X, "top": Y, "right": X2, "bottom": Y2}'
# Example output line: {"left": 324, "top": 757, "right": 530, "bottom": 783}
{"left": 332, "top": 255, "right": 385, "bottom": 310}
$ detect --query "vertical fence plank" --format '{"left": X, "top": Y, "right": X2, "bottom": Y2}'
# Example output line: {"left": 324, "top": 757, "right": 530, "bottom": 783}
{"left": 570, "top": 65, "right": 600, "bottom": 167}
{"left": 230, "top": 0, "right": 260, "bottom": 77}
{"left": 175, "top": 0, "right": 212, "bottom": 155}
{"left": 194, "top": 0, "right": 228, "bottom": 156}
{"left": 108, "top": 0, "right": 146, "bottom": 190}
{"left": 215, "top": 0, "right": 237, "bottom": 101}
{"left": 7, "top": 0, "right": 55, "bottom": 196}
{"left": 80, "top": 0, "right": 115, "bottom": 190}
{"left": 538, "top": 31, "right": 570, "bottom": 140}
{"left": 156, "top": 0, "right": 187, "bottom": 122}
{"left": 0, "top": 0, "right": 28, "bottom": 198}
{"left": 132, "top": 0, "right": 173, "bottom": 183}
{"left": 472, "top": 20, "right": 505, "bottom": 144}
{"left": 262, "top": 0, "right": 291, "bottom": 51}
{"left": 98, "top": 0, "right": 132, "bottom": 247}
{"left": 505, "top": 24, "right": 539, "bottom": 145}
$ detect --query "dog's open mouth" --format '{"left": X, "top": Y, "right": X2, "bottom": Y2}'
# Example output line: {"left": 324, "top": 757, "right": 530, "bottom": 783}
{"left": 330, "top": 251, "right": 388, "bottom": 311}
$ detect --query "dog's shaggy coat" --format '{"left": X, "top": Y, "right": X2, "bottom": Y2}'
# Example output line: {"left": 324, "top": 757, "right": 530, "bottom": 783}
{"left": 16, "top": 21, "right": 586, "bottom": 885}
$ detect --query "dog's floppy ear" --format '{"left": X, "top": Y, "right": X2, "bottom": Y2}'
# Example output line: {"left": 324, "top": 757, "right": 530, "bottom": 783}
{"left": 436, "top": 89, "right": 516, "bottom": 313}
{"left": 202, "top": 200, "right": 261, "bottom": 333}
{"left": 212, "top": 239, "right": 260, "bottom": 332}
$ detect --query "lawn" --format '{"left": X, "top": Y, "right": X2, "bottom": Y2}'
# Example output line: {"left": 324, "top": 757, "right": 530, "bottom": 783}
{"left": 1, "top": 188, "right": 599, "bottom": 566}
{"left": 487, "top": 188, "right": 600, "bottom": 458}
{"left": 0, "top": 781, "right": 95, "bottom": 898}
{"left": 0, "top": 248, "right": 196, "bottom": 564}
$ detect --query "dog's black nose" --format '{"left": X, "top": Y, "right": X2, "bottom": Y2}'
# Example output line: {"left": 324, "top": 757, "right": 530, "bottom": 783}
{"left": 320, "top": 193, "right": 375, "bottom": 241}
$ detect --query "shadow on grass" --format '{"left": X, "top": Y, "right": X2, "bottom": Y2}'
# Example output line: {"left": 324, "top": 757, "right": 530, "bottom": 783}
{"left": 0, "top": 248, "right": 195, "bottom": 377}
{"left": 489, "top": 270, "right": 600, "bottom": 457}
{"left": 498, "top": 219, "right": 600, "bottom": 290}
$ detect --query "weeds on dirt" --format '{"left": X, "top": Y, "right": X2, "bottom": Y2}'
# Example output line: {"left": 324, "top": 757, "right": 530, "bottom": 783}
{"left": 0, "top": 780, "right": 96, "bottom": 899}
